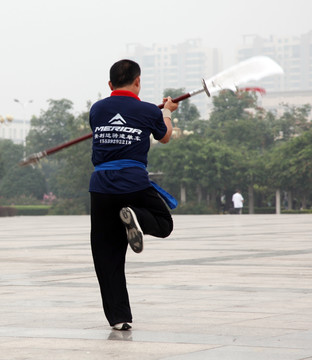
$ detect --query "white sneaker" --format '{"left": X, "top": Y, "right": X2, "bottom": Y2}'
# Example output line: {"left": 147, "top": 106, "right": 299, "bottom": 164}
{"left": 112, "top": 322, "right": 132, "bottom": 331}
{"left": 119, "top": 207, "right": 143, "bottom": 253}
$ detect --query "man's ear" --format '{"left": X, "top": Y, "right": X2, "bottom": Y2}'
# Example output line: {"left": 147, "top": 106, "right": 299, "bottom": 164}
{"left": 108, "top": 81, "right": 114, "bottom": 91}
{"left": 134, "top": 76, "right": 141, "bottom": 88}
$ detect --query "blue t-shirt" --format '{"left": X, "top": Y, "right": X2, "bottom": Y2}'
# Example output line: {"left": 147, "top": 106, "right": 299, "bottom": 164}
{"left": 89, "top": 90, "right": 167, "bottom": 194}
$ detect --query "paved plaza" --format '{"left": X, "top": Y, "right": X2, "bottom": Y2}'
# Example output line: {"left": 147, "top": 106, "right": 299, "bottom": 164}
{"left": 0, "top": 214, "right": 312, "bottom": 360}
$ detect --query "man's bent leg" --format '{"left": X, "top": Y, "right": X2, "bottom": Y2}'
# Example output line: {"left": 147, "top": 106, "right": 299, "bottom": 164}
{"left": 126, "top": 187, "right": 174, "bottom": 238}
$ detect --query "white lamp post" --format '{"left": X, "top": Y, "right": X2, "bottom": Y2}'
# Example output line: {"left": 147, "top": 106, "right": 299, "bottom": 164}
{"left": 13, "top": 99, "right": 33, "bottom": 149}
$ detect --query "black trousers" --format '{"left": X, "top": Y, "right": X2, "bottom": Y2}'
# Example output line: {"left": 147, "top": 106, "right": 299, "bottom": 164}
{"left": 90, "top": 187, "right": 173, "bottom": 326}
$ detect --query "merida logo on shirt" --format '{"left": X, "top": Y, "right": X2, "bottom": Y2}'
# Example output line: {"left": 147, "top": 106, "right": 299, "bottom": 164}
{"left": 94, "top": 113, "right": 143, "bottom": 145}
{"left": 94, "top": 113, "right": 142, "bottom": 135}
{"left": 109, "top": 113, "right": 127, "bottom": 125}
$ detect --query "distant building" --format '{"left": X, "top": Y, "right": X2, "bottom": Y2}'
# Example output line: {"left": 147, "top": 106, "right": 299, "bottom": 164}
{"left": 124, "top": 39, "right": 223, "bottom": 119}
{"left": 260, "top": 89, "right": 312, "bottom": 119}
{"left": 0, "top": 118, "right": 30, "bottom": 145}
{"left": 237, "top": 31, "right": 312, "bottom": 92}
{"left": 236, "top": 32, "right": 312, "bottom": 120}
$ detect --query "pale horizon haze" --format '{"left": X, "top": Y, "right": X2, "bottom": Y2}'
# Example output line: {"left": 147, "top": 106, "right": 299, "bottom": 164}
{"left": 1, "top": 0, "right": 312, "bottom": 120}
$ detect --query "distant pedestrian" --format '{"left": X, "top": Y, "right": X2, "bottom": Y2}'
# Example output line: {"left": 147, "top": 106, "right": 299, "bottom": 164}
{"left": 232, "top": 190, "right": 244, "bottom": 214}
{"left": 220, "top": 194, "right": 226, "bottom": 214}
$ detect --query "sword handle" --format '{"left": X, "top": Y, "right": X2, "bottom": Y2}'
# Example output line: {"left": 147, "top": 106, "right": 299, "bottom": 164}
{"left": 158, "top": 93, "right": 192, "bottom": 109}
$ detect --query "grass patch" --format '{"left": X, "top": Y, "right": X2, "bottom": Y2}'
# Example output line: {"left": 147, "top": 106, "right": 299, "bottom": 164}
{"left": 12, "top": 205, "right": 51, "bottom": 216}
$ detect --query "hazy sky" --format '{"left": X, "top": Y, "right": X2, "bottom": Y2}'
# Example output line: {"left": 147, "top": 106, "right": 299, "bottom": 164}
{"left": 1, "top": 0, "right": 312, "bottom": 120}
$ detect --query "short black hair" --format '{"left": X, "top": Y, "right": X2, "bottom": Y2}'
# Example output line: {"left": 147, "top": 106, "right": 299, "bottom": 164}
{"left": 109, "top": 59, "right": 141, "bottom": 88}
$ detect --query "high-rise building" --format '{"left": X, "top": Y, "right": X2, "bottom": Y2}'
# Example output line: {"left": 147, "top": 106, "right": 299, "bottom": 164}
{"left": 260, "top": 89, "right": 312, "bottom": 120}
{"left": 0, "top": 118, "right": 30, "bottom": 145}
{"left": 125, "top": 39, "right": 223, "bottom": 119}
{"left": 236, "top": 31, "right": 312, "bottom": 119}
{"left": 237, "top": 31, "right": 312, "bottom": 92}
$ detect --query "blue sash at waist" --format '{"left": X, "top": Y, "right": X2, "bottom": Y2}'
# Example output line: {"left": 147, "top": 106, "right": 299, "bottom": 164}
{"left": 94, "top": 159, "right": 178, "bottom": 209}
{"left": 95, "top": 159, "right": 146, "bottom": 171}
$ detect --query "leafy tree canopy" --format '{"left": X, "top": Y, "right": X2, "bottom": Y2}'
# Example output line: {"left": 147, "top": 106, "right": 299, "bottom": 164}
{"left": 163, "top": 88, "right": 200, "bottom": 124}
{"left": 26, "top": 99, "right": 75, "bottom": 154}
{"left": 0, "top": 165, "right": 47, "bottom": 199}
{"left": 0, "top": 139, "right": 46, "bottom": 200}
{"left": 272, "top": 104, "right": 312, "bottom": 141}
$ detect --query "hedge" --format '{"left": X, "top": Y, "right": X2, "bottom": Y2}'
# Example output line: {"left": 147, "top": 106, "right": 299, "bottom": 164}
{"left": 11, "top": 205, "right": 51, "bottom": 216}
{"left": 0, "top": 206, "right": 17, "bottom": 217}
{"left": 281, "top": 209, "right": 312, "bottom": 214}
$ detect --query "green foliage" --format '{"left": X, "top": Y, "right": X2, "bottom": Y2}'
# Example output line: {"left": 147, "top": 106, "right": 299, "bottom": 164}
{"left": 208, "top": 90, "right": 274, "bottom": 150}
{"left": 163, "top": 88, "right": 200, "bottom": 124}
{"left": 243, "top": 207, "right": 276, "bottom": 214}
{"left": 210, "top": 90, "right": 256, "bottom": 125}
{"left": 273, "top": 104, "right": 312, "bottom": 141}
{"left": 47, "top": 109, "right": 92, "bottom": 213}
{"left": 266, "top": 129, "right": 312, "bottom": 194}
{"left": 25, "top": 100, "right": 92, "bottom": 214}
{"left": 48, "top": 199, "right": 87, "bottom": 215}
{"left": 0, "top": 164, "right": 46, "bottom": 199}
{"left": 0, "top": 195, "right": 42, "bottom": 206}
{"left": 14, "top": 205, "right": 51, "bottom": 216}
{"left": 0, "top": 139, "right": 24, "bottom": 173}
{"left": 172, "top": 202, "right": 216, "bottom": 214}
{"left": 149, "top": 133, "right": 245, "bottom": 204}
{"left": 2, "top": 88, "right": 312, "bottom": 215}
{"left": 150, "top": 89, "right": 312, "bottom": 211}
{"left": 26, "top": 99, "right": 75, "bottom": 153}
{"left": 282, "top": 209, "right": 312, "bottom": 214}
{"left": 0, "top": 139, "right": 47, "bottom": 200}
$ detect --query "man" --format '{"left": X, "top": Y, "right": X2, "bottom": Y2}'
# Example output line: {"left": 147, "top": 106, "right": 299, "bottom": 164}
{"left": 232, "top": 189, "right": 244, "bottom": 214}
{"left": 89, "top": 59, "right": 178, "bottom": 331}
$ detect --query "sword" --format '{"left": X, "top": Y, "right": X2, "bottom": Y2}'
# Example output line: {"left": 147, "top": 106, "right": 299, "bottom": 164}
{"left": 19, "top": 56, "right": 283, "bottom": 166}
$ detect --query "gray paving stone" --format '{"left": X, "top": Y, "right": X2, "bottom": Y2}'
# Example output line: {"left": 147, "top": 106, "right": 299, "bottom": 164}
{"left": 1, "top": 214, "right": 312, "bottom": 359}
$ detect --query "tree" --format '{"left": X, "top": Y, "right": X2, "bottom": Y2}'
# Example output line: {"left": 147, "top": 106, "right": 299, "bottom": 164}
{"left": 0, "top": 139, "right": 47, "bottom": 200}
{"left": 25, "top": 99, "right": 93, "bottom": 213}
{"left": 207, "top": 90, "right": 276, "bottom": 212}
{"left": 265, "top": 103, "right": 312, "bottom": 210}
{"left": 0, "top": 139, "right": 23, "bottom": 173}
{"left": 163, "top": 88, "right": 200, "bottom": 125}
{"left": 208, "top": 90, "right": 266, "bottom": 146}
{"left": 149, "top": 91, "right": 312, "bottom": 212}
{"left": 26, "top": 99, "right": 75, "bottom": 154}
{"left": 267, "top": 129, "right": 312, "bottom": 209}
{"left": 0, "top": 165, "right": 47, "bottom": 199}
{"left": 48, "top": 108, "right": 93, "bottom": 213}
{"left": 273, "top": 104, "right": 312, "bottom": 141}
{"left": 149, "top": 134, "right": 244, "bottom": 209}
